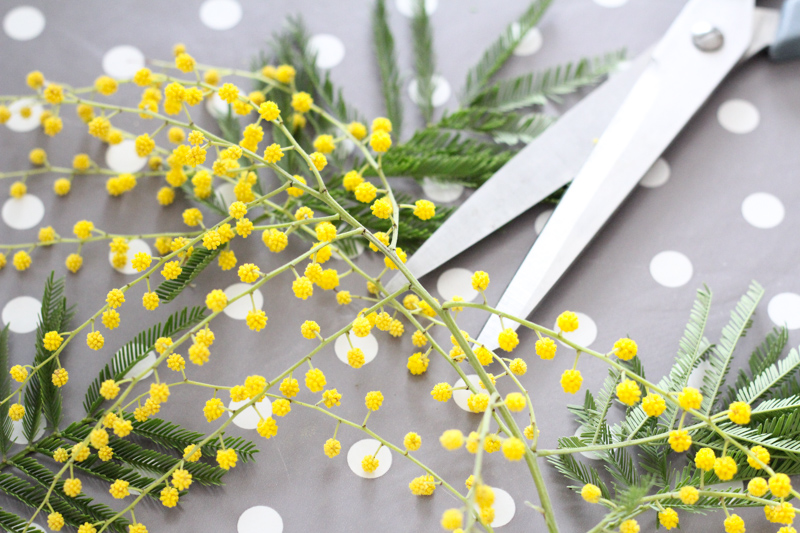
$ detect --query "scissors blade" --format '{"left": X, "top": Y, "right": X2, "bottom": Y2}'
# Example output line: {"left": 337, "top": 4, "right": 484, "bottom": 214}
{"left": 383, "top": 48, "right": 654, "bottom": 293}
{"left": 476, "top": 0, "right": 755, "bottom": 350}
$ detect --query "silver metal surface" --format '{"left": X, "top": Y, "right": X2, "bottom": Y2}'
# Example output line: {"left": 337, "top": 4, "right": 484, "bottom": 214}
{"left": 475, "top": 0, "right": 756, "bottom": 350}
{"left": 383, "top": 49, "right": 654, "bottom": 293}
{"left": 691, "top": 21, "right": 725, "bottom": 51}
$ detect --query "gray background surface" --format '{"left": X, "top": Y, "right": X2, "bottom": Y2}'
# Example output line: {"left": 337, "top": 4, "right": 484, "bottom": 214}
{"left": 1, "top": 0, "right": 799, "bottom": 531}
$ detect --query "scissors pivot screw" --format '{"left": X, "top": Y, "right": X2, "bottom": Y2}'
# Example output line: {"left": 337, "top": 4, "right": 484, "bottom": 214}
{"left": 691, "top": 22, "right": 724, "bottom": 51}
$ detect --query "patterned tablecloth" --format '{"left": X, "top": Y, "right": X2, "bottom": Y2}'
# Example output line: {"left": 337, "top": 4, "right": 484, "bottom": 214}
{"left": 1, "top": 0, "right": 798, "bottom": 531}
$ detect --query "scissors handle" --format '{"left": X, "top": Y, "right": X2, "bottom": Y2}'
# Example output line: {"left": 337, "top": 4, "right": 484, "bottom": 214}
{"left": 770, "top": 0, "right": 800, "bottom": 60}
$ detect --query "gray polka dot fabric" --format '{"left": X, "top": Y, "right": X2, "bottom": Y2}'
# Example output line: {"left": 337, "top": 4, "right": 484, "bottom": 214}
{"left": 1, "top": 0, "right": 797, "bottom": 531}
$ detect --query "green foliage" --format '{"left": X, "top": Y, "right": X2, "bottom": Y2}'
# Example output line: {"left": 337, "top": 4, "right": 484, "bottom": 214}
{"left": 553, "top": 282, "right": 800, "bottom": 516}
{"left": 83, "top": 306, "right": 207, "bottom": 415}
{"left": 0, "top": 325, "right": 12, "bottom": 455}
{"left": 131, "top": 417, "right": 259, "bottom": 463}
{"left": 411, "top": 0, "right": 436, "bottom": 124}
{"left": 471, "top": 50, "right": 627, "bottom": 112}
{"left": 462, "top": 0, "right": 553, "bottom": 104}
{"left": 436, "top": 108, "right": 554, "bottom": 145}
{"left": 155, "top": 247, "right": 222, "bottom": 303}
{"left": 372, "top": 0, "right": 404, "bottom": 136}
{"left": 25, "top": 273, "right": 74, "bottom": 440}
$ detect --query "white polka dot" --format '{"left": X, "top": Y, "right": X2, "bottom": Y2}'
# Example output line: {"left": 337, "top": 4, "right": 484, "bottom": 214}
{"left": 639, "top": 158, "right": 670, "bottom": 188}
{"left": 534, "top": 209, "right": 553, "bottom": 234}
{"left": 3, "top": 6, "right": 45, "bottom": 41}
{"left": 437, "top": 268, "right": 479, "bottom": 302}
{"left": 593, "top": 0, "right": 629, "bottom": 7}
{"left": 649, "top": 251, "right": 693, "bottom": 288}
{"left": 308, "top": 34, "right": 346, "bottom": 69}
{"left": 237, "top": 506, "right": 283, "bottom": 533}
{"left": 223, "top": 283, "right": 264, "bottom": 320}
{"left": 408, "top": 75, "right": 451, "bottom": 107}
{"left": 4, "top": 98, "right": 43, "bottom": 132}
{"left": 215, "top": 182, "right": 237, "bottom": 207}
{"left": 2, "top": 296, "right": 41, "bottom": 333}
{"left": 686, "top": 359, "right": 711, "bottom": 391}
{"left": 228, "top": 397, "right": 271, "bottom": 430}
{"left": 573, "top": 426, "right": 602, "bottom": 460}
{"left": 347, "top": 438, "right": 393, "bottom": 478}
{"left": 335, "top": 333, "right": 378, "bottom": 366}
{"left": 453, "top": 374, "right": 482, "bottom": 412}
{"left": 102, "top": 45, "right": 145, "bottom": 80}
{"left": 717, "top": 99, "right": 760, "bottom": 134}
{"left": 396, "top": 0, "right": 438, "bottom": 17}
{"left": 206, "top": 92, "right": 231, "bottom": 119}
{"left": 511, "top": 24, "right": 542, "bottom": 56}
{"left": 200, "top": 0, "right": 243, "bottom": 30}
{"left": 2, "top": 194, "right": 44, "bottom": 230}
{"left": 555, "top": 312, "right": 597, "bottom": 348}
{"left": 422, "top": 177, "right": 463, "bottom": 203}
{"left": 122, "top": 348, "right": 156, "bottom": 380}
{"left": 488, "top": 488, "right": 516, "bottom": 527}
{"left": 768, "top": 293, "right": 800, "bottom": 330}
{"left": 106, "top": 139, "right": 146, "bottom": 173}
{"left": 741, "top": 192, "right": 784, "bottom": 229}
{"left": 109, "top": 239, "right": 152, "bottom": 275}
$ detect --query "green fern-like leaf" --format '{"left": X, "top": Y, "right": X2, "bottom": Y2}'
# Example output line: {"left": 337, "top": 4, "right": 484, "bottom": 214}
{"left": 462, "top": 0, "right": 553, "bottom": 104}
{"left": 155, "top": 247, "right": 222, "bottom": 304}
{"left": 547, "top": 437, "right": 610, "bottom": 498}
{"left": 0, "top": 508, "right": 31, "bottom": 533}
{"left": 83, "top": 306, "right": 207, "bottom": 415}
{"left": 372, "top": 0, "right": 403, "bottom": 136}
{"left": 411, "top": 0, "right": 436, "bottom": 124}
{"left": 701, "top": 281, "right": 764, "bottom": 413}
{"left": 131, "top": 417, "right": 259, "bottom": 463}
{"left": 472, "top": 49, "right": 627, "bottom": 112}
{"left": 436, "top": 107, "right": 554, "bottom": 145}
{"left": 725, "top": 326, "right": 788, "bottom": 404}
{"left": 733, "top": 347, "right": 800, "bottom": 405}
{"left": 0, "top": 325, "right": 12, "bottom": 454}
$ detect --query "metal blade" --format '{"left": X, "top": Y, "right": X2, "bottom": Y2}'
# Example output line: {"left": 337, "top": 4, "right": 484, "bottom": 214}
{"left": 383, "top": 47, "right": 653, "bottom": 293}
{"left": 476, "top": 0, "right": 755, "bottom": 350}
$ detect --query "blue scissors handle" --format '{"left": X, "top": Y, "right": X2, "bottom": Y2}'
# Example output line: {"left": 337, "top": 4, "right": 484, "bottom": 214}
{"left": 771, "top": 0, "right": 800, "bottom": 60}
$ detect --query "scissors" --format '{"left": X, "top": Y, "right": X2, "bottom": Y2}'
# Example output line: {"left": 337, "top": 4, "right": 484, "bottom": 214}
{"left": 386, "top": 0, "right": 800, "bottom": 350}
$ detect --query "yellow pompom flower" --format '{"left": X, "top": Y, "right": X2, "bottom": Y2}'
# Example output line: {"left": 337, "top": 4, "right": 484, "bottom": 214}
{"left": 369, "top": 130, "right": 392, "bottom": 152}
{"left": 581, "top": 483, "right": 602, "bottom": 503}
{"left": 280, "top": 377, "right": 300, "bottom": 398}
{"left": 347, "top": 348, "right": 365, "bottom": 368}
{"left": 642, "top": 393, "right": 666, "bottom": 417}
{"left": 292, "top": 276, "right": 314, "bottom": 300}
{"left": 259, "top": 100, "right": 281, "bottom": 121}
{"left": 409, "top": 475, "right": 435, "bottom": 496}
{"left": 86, "top": 331, "right": 104, "bottom": 351}
{"left": 370, "top": 197, "right": 393, "bottom": 219}
{"left": 384, "top": 247, "right": 407, "bottom": 270}
{"left": 8, "top": 404, "right": 25, "bottom": 421}
{"left": 175, "top": 52, "right": 195, "bottom": 72}
{"left": 205, "top": 289, "right": 228, "bottom": 312}
{"left": 94, "top": 75, "right": 118, "bottom": 95}
{"left": 502, "top": 437, "right": 526, "bottom": 461}
{"left": 313, "top": 134, "right": 336, "bottom": 154}
{"left": 218, "top": 83, "right": 240, "bottom": 103}
{"left": 613, "top": 337, "right": 638, "bottom": 360}
{"left": 467, "top": 393, "right": 489, "bottom": 413}
{"left": 291, "top": 91, "right": 313, "bottom": 112}
{"left": 506, "top": 392, "right": 526, "bottom": 412}
{"left": 160, "top": 486, "right": 179, "bottom": 508}
{"left": 748, "top": 477, "right": 768, "bottom": 497}
{"left": 257, "top": 417, "right": 279, "bottom": 439}
{"left": 109, "top": 479, "right": 130, "bottom": 499}
{"left": 29, "top": 148, "right": 46, "bottom": 165}
{"left": 354, "top": 181, "right": 378, "bottom": 203}
{"left": 246, "top": 309, "right": 268, "bottom": 331}
{"left": 131, "top": 251, "right": 152, "bottom": 272}
{"left": 770, "top": 473, "right": 792, "bottom": 498}
{"left": 99, "top": 379, "right": 120, "bottom": 400}
{"left": 678, "top": 387, "right": 703, "bottom": 411}
{"left": 263, "top": 143, "right": 284, "bottom": 164}
{"left": 65, "top": 253, "right": 83, "bottom": 273}
{"left": 372, "top": 117, "right": 392, "bottom": 133}
{"left": 26, "top": 70, "right": 45, "bottom": 89}
{"left": 714, "top": 456, "right": 737, "bottom": 481}
{"left": 47, "top": 512, "right": 65, "bottom": 531}
{"left": 300, "top": 320, "right": 321, "bottom": 340}
{"left": 142, "top": 292, "right": 160, "bottom": 310}
{"left": 54, "top": 178, "right": 71, "bottom": 196}
{"left": 497, "top": 328, "right": 519, "bottom": 352}
{"left": 440, "top": 509, "right": 462, "bottom": 531}
{"left": 403, "top": 432, "right": 422, "bottom": 451}
{"left": 723, "top": 514, "right": 745, "bottom": 533}
{"left": 343, "top": 170, "right": 364, "bottom": 191}
{"left": 471, "top": 270, "right": 490, "bottom": 291}
{"left": 361, "top": 454, "right": 379, "bottom": 473}
{"left": 161, "top": 261, "right": 182, "bottom": 280}
{"left": 13, "top": 250, "right": 32, "bottom": 271}
{"left": 556, "top": 311, "right": 579, "bottom": 332}
{"left": 407, "top": 352, "right": 429, "bottom": 375}
{"left": 43, "top": 83, "right": 64, "bottom": 104}
{"left": 694, "top": 447, "right": 716, "bottom": 471}
{"left": 668, "top": 429, "right": 692, "bottom": 452}
{"left": 412, "top": 199, "right": 436, "bottom": 220}
{"left": 615, "top": 379, "right": 641, "bottom": 406}
{"left": 10, "top": 181, "right": 26, "bottom": 199}
{"left": 43, "top": 331, "right": 63, "bottom": 351}
{"left": 305, "top": 368, "right": 326, "bottom": 393}
{"left": 439, "top": 429, "right": 464, "bottom": 450}
{"left": 431, "top": 382, "right": 453, "bottom": 402}
{"left": 728, "top": 401, "right": 751, "bottom": 425}
{"left": 560, "top": 369, "right": 583, "bottom": 394}
{"left": 315, "top": 221, "right": 337, "bottom": 242}
{"left": 9, "top": 365, "right": 27, "bottom": 383}
{"left": 324, "top": 438, "right": 341, "bottom": 458}
{"left": 347, "top": 121, "right": 367, "bottom": 140}
{"left": 238, "top": 263, "right": 260, "bottom": 284}
{"left": 365, "top": 390, "right": 384, "bottom": 411}
{"left": 309, "top": 151, "right": 327, "bottom": 171}
{"left": 619, "top": 519, "right": 640, "bottom": 533}
{"left": 747, "top": 445, "right": 770, "bottom": 470}
{"left": 63, "top": 477, "right": 82, "bottom": 497}
{"left": 216, "top": 448, "right": 238, "bottom": 470}
{"left": 102, "top": 309, "right": 120, "bottom": 330}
